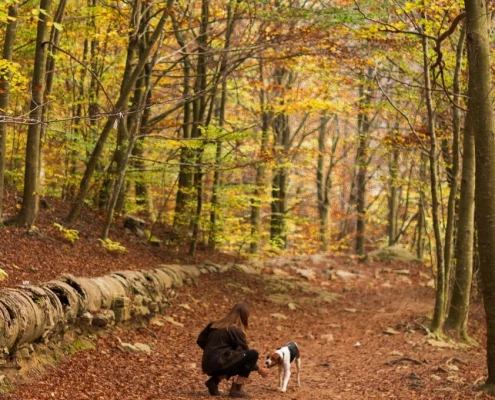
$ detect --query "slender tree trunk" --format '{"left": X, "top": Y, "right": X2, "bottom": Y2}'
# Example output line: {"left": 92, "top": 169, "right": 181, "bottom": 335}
{"left": 445, "top": 110, "right": 474, "bottom": 335}
{"left": 101, "top": 128, "right": 135, "bottom": 240}
{"left": 13, "top": 0, "right": 53, "bottom": 227}
{"left": 115, "top": 2, "right": 154, "bottom": 216}
{"left": 63, "top": 33, "right": 89, "bottom": 201}
{"left": 388, "top": 121, "right": 400, "bottom": 246}
{"left": 416, "top": 154, "right": 427, "bottom": 261}
{"left": 189, "top": 0, "right": 210, "bottom": 257}
{"left": 317, "top": 113, "right": 333, "bottom": 251}
{"left": 208, "top": 0, "right": 240, "bottom": 252}
{"left": 269, "top": 68, "right": 292, "bottom": 249}
{"left": 98, "top": 0, "right": 142, "bottom": 213}
{"left": 43, "top": 0, "right": 67, "bottom": 118}
{"left": 355, "top": 74, "right": 372, "bottom": 256}
{"left": 173, "top": 73, "right": 193, "bottom": 228}
{"left": 102, "top": 1, "right": 159, "bottom": 239}
{"left": 465, "top": 0, "right": 495, "bottom": 389}
{"left": 443, "top": 24, "right": 465, "bottom": 320}
{"left": 172, "top": 12, "right": 193, "bottom": 229}
{"left": 0, "top": 3, "right": 18, "bottom": 219}
{"left": 425, "top": 29, "right": 446, "bottom": 333}
{"left": 208, "top": 95, "right": 224, "bottom": 252}
{"left": 66, "top": 2, "right": 174, "bottom": 224}
{"left": 133, "top": 89, "right": 155, "bottom": 220}
{"left": 250, "top": 60, "right": 270, "bottom": 254}
{"left": 270, "top": 111, "right": 289, "bottom": 249}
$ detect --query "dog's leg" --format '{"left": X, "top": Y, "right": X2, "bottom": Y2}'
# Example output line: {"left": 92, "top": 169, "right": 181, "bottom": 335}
{"left": 281, "top": 362, "right": 291, "bottom": 392}
{"left": 295, "top": 357, "right": 301, "bottom": 387}
{"left": 278, "top": 364, "right": 283, "bottom": 389}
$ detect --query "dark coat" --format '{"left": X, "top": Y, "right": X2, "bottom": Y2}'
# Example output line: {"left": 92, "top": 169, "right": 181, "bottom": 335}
{"left": 197, "top": 323, "right": 249, "bottom": 375}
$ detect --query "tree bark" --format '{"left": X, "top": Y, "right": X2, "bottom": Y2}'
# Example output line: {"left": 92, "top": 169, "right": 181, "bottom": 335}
{"left": 388, "top": 121, "right": 399, "bottom": 246}
{"left": 355, "top": 72, "right": 372, "bottom": 256}
{"left": 269, "top": 68, "right": 293, "bottom": 249}
{"left": 0, "top": 3, "right": 18, "bottom": 220}
{"left": 465, "top": 0, "right": 495, "bottom": 388}
{"left": 208, "top": 0, "right": 240, "bottom": 252}
{"left": 317, "top": 113, "right": 336, "bottom": 252}
{"left": 425, "top": 23, "right": 446, "bottom": 333}
{"left": 189, "top": 0, "right": 210, "bottom": 257}
{"left": 250, "top": 61, "right": 270, "bottom": 254}
{"left": 14, "top": 0, "right": 53, "bottom": 227}
{"left": 442, "top": 24, "right": 465, "bottom": 322}
{"left": 445, "top": 110, "right": 474, "bottom": 334}
{"left": 270, "top": 110, "right": 289, "bottom": 249}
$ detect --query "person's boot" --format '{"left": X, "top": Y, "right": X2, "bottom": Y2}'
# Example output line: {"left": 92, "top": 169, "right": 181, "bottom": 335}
{"left": 205, "top": 376, "right": 221, "bottom": 396}
{"left": 229, "top": 382, "right": 250, "bottom": 398}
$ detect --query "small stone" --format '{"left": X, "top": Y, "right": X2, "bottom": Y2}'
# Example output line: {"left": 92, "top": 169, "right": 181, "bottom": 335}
{"left": 320, "top": 334, "right": 334, "bottom": 342}
{"left": 134, "top": 343, "right": 151, "bottom": 354}
{"left": 270, "top": 313, "right": 288, "bottom": 320}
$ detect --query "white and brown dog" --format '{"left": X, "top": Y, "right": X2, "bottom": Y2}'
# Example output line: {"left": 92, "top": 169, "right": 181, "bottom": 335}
{"left": 265, "top": 342, "right": 301, "bottom": 392}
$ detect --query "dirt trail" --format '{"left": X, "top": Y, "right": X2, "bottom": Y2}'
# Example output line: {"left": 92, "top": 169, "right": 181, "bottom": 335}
{"left": 1, "top": 259, "right": 490, "bottom": 400}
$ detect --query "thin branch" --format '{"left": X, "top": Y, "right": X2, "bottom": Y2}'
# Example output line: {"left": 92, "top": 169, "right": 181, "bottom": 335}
{"left": 42, "top": 41, "right": 114, "bottom": 111}
{"left": 374, "top": 76, "right": 427, "bottom": 153}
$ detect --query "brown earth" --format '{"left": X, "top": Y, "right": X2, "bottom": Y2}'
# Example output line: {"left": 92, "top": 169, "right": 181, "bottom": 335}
{"left": 0, "top": 196, "right": 491, "bottom": 400}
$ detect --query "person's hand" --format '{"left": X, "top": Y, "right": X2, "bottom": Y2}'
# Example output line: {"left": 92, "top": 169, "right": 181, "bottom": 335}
{"left": 258, "top": 367, "right": 270, "bottom": 378}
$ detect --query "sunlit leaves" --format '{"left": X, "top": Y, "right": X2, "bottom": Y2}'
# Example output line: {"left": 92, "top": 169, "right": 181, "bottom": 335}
{"left": 0, "top": 60, "right": 28, "bottom": 94}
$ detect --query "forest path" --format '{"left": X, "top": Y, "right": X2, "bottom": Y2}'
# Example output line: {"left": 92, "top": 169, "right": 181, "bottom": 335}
{"left": 2, "top": 258, "right": 490, "bottom": 400}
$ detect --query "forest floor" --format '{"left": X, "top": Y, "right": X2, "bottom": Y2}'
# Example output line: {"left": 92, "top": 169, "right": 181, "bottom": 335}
{"left": 0, "top": 195, "right": 491, "bottom": 399}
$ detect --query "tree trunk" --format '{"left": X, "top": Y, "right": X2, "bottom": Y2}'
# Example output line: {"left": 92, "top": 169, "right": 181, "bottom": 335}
{"left": 208, "top": 0, "right": 240, "bottom": 252}
{"left": 388, "top": 121, "right": 399, "bottom": 246}
{"left": 66, "top": 2, "right": 174, "bottom": 224}
{"left": 133, "top": 90, "right": 155, "bottom": 220}
{"left": 442, "top": 24, "right": 465, "bottom": 323}
{"left": 445, "top": 110, "right": 474, "bottom": 335}
{"left": 416, "top": 154, "right": 427, "bottom": 260}
{"left": 172, "top": 12, "right": 194, "bottom": 230}
{"left": 101, "top": 128, "right": 136, "bottom": 240}
{"left": 317, "top": 113, "right": 334, "bottom": 252}
{"left": 355, "top": 74, "right": 372, "bottom": 256}
{"left": 269, "top": 67, "right": 292, "bottom": 249}
{"left": 189, "top": 0, "right": 210, "bottom": 257}
{"left": 14, "top": 0, "right": 53, "bottom": 227}
{"left": 250, "top": 60, "right": 270, "bottom": 254}
{"left": 465, "top": 0, "right": 495, "bottom": 389}
{"left": 425, "top": 28, "right": 446, "bottom": 333}
{"left": 0, "top": 3, "right": 18, "bottom": 220}
{"left": 270, "top": 111, "right": 289, "bottom": 249}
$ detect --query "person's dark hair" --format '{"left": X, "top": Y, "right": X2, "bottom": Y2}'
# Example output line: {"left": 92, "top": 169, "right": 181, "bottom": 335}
{"left": 211, "top": 302, "right": 250, "bottom": 333}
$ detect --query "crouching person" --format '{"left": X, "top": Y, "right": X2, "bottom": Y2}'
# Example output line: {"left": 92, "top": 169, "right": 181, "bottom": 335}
{"left": 197, "top": 302, "right": 270, "bottom": 398}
